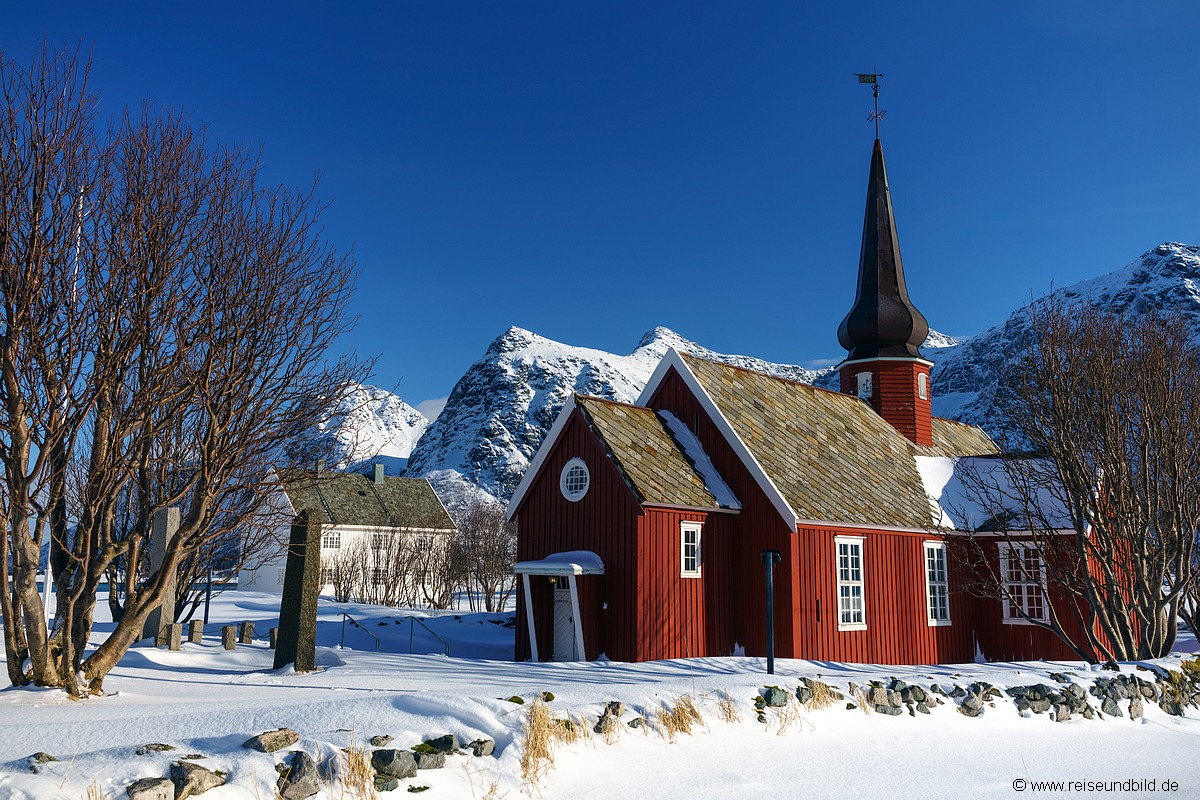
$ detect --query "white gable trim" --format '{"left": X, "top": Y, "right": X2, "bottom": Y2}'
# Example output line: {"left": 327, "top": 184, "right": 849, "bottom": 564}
{"left": 507, "top": 394, "right": 578, "bottom": 521}
{"left": 637, "top": 349, "right": 798, "bottom": 530}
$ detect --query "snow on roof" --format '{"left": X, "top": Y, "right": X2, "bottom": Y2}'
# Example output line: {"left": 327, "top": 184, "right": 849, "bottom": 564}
{"left": 917, "top": 455, "right": 1074, "bottom": 532}
{"left": 657, "top": 411, "right": 741, "bottom": 510}
{"left": 514, "top": 550, "right": 605, "bottom": 576}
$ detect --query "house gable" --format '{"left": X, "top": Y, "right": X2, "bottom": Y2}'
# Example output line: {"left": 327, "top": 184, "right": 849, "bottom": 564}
{"left": 638, "top": 349, "right": 798, "bottom": 529}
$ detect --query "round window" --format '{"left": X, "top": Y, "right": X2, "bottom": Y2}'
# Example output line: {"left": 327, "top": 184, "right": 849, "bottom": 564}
{"left": 559, "top": 457, "right": 590, "bottom": 502}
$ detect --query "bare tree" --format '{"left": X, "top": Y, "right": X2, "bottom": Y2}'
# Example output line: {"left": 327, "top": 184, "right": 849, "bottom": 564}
{"left": 0, "top": 46, "right": 369, "bottom": 695}
{"left": 955, "top": 298, "right": 1200, "bottom": 661}
{"left": 454, "top": 500, "right": 516, "bottom": 612}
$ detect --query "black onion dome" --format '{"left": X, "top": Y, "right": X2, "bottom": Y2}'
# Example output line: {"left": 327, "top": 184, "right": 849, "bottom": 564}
{"left": 837, "top": 139, "right": 929, "bottom": 360}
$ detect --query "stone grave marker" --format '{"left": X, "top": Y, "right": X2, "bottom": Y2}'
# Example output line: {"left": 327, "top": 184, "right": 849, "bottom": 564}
{"left": 141, "top": 507, "right": 180, "bottom": 644}
{"left": 273, "top": 509, "right": 321, "bottom": 672}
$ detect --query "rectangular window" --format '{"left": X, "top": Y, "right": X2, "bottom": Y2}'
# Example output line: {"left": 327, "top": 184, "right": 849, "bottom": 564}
{"left": 680, "top": 522, "right": 702, "bottom": 578}
{"left": 924, "top": 541, "right": 951, "bottom": 626}
{"left": 371, "top": 532, "right": 386, "bottom": 553}
{"left": 999, "top": 543, "right": 1049, "bottom": 624}
{"left": 371, "top": 567, "right": 386, "bottom": 585}
{"left": 321, "top": 566, "right": 335, "bottom": 586}
{"left": 835, "top": 536, "right": 866, "bottom": 631}
{"left": 322, "top": 531, "right": 341, "bottom": 550}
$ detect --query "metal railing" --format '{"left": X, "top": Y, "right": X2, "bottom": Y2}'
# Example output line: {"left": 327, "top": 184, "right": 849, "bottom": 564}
{"left": 409, "top": 616, "right": 450, "bottom": 656}
{"left": 339, "top": 612, "right": 381, "bottom": 652}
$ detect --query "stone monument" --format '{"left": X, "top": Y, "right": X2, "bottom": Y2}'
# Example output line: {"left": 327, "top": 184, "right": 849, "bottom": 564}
{"left": 142, "top": 507, "right": 181, "bottom": 643}
{"left": 273, "top": 509, "right": 321, "bottom": 672}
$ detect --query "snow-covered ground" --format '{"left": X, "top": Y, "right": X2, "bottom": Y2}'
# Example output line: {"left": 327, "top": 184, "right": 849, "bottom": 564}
{"left": 2, "top": 590, "right": 1198, "bottom": 799}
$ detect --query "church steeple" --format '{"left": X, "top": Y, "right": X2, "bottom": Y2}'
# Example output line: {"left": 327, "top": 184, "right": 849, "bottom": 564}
{"left": 837, "top": 138, "right": 929, "bottom": 360}
{"left": 838, "top": 138, "right": 934, "bottom": 447}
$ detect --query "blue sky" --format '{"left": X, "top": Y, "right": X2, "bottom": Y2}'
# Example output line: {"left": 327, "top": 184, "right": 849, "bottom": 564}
{"left": 5, "top": 2, "right": 1199, "bottom": 417}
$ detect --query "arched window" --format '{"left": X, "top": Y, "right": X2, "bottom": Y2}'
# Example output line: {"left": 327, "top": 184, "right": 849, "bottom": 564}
{"left": 856, "top": 372, "right": 873, "bottom": 399}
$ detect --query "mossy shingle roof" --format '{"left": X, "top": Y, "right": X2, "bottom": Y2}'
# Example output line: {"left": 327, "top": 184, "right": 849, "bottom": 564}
{"left": 575, "top": 396, "right": 727, "bottom": 510}
{"left": 276, "top": 469, "right": 456, "bottom": 531}
{"left": 677, "top": 354, "right": 998, "bottom": 529}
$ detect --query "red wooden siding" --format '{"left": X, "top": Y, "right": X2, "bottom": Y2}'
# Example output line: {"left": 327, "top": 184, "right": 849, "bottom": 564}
{"left": 965, "top": 538, "right": 1093, "bottom": 662}
{"left": 791, "top": 524, "right": 975, "bottom": 663}
{"left": 644, "top": 368, "right": 797, "bottom": 658}
{"left": 839, "top": 360, "right": 932, "bottom": 447}
{"left": 634, "top": 508, "right": 745, "bottom": 660}
{"left": 512, "top": 408, "right": 643, "bottom": 661}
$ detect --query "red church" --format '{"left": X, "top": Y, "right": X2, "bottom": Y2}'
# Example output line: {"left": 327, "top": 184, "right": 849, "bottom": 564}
{"left": 507, "top": 137, "right": 1088, "bottom": 665}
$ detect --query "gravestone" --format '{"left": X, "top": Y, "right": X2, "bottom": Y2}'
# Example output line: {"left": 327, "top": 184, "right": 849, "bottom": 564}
{"left": 188, "top": 619, "right": 203, "bottom": 644}
{"left": 239, "top": 621, "right": 255, "bottom": 644}
{"left": 274, "top": 509, "right": 321, "bottom": 672}
{"left": 222, "top": 625, "right": 236, "bottom": 650}
{"left": 142, "top": 507, "right": 181, "bottom": 643}
{"left": 168, "top": 624, "right": 182, "bottom": 651}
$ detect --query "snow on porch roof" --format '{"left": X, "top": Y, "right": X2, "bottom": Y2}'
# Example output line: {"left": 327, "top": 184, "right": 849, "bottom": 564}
{"left": 514, "top": 550, "right": 605, "bottom": 576}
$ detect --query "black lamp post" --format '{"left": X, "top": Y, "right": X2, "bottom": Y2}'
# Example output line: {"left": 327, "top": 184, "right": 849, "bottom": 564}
{"left": 761, "top": 549, "right": 781, "bottom": 674}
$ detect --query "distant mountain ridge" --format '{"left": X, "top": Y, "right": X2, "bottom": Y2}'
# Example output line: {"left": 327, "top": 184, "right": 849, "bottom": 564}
{"left": 316, "top": 242, "right": 1200, "bottom": 511}
{"left": 928, "top": 242, "right": 1200, "bottom": 430}
{"left": 402, "top": 325, "right": 832, "bottom": 510}
{"left": 289, "top": 382, "right": 429, "bottom": 475}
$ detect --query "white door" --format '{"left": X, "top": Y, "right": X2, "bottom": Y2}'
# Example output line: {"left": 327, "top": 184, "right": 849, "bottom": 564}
{"left": 552, "top": 586, "right": 576, "bottom": 661}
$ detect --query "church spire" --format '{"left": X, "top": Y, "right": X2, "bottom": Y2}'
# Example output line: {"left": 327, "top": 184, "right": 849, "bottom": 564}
{"left": 837, "top": 138, "right": 929, "bottom": 361}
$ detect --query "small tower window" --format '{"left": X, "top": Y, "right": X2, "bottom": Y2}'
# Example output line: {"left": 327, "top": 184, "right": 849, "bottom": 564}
{"left": 560, "top": 457, "right": 590, "bottom": 502}
{"left": 917, "top": 372, "right": 928, "bottom": 400}
{"left": 856, "top": 372, "right": 873, "bottom": 399}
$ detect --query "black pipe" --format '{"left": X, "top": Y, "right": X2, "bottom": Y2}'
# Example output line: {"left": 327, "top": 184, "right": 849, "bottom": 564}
{"left": 761, "top": 549, "right": 781, "bottom": 674}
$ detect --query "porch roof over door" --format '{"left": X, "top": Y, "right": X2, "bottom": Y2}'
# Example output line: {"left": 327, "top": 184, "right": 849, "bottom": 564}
{"left": 514, "top": 550, "right": 605, "bottom": 576}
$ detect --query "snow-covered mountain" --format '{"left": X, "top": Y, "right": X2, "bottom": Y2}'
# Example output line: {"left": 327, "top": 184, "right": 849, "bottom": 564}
{"left": 289, "top": 383, "right": 429, "bottom": 475}
{"left": 395, "top": 242, "right": 1200, "bottom": 510}
{"left": 403, "top": 326, "right": 823, "bottom": 509}
{"left": 929, "top": 242, "right": 1200, "bottom": 430}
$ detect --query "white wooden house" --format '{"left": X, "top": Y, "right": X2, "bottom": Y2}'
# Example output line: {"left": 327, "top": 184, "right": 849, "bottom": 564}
{"left": 238, "top": 464, "right": 457, "bottom": 603}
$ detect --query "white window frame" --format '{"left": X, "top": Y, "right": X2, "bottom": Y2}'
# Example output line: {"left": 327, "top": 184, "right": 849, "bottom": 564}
{"left": 998, "top": 542, "right": 1049, "bottom": 624}
{"left": 835, "top": 535, "right": 866, "bottom": 631}
{"left": 923, "top": 541, "right": 951, "bottom": 626}
{"left": 322, "top": 530, "right": 341, "bottom": 550}
{"left": 320, "top": 566, "right": 335, "bottom": 586}
{"left": 371, "top": 532, "right": 387, "bottom": 554}
{"left": 917, "top": 372, "right": 929, "bottom": 400}
{"left": 559, "top": 457, "right": 590, "bottom": 502}
{"left": 680, "top": 521, "right": 702, "bottom": 578}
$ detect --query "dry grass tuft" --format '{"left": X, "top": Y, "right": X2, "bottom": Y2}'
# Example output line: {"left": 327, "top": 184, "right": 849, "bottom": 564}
{"left": 520, "top": 698, "right": 555, "bottom": 786}
{"left": 712, "top": 689, "right": 742, "bottom": 724}
{"left": 803, "top": 678, "right": 840, "bottom": 712}
{"left": 850, "top": 682, "right": 872, "bottom": 715}
{"left": 768, "top": 698, "right": 805, "bottom": 735}
{"left": 81, "top": 782, "right": 106, "bottom": 800}
{"left": 656, "top": 694, "right": 704, "bottom": 742}
{"left": 339, "top": 737, "right": 380, "bottom": 800}
{"left": 551, "top": 714, "right": 587, "bottom": 746}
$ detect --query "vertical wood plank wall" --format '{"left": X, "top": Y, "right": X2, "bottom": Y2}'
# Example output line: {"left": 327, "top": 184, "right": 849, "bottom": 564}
{"left": 512, "top": 409, "right": 642, "bottom": 661}
{"left": 646, "top": 368, "right": 797, "bottom": 658}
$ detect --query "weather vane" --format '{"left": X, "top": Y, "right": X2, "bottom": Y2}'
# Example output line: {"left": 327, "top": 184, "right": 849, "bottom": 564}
{"left": 854, "top": 70, "right": 885, "bottom": 138}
